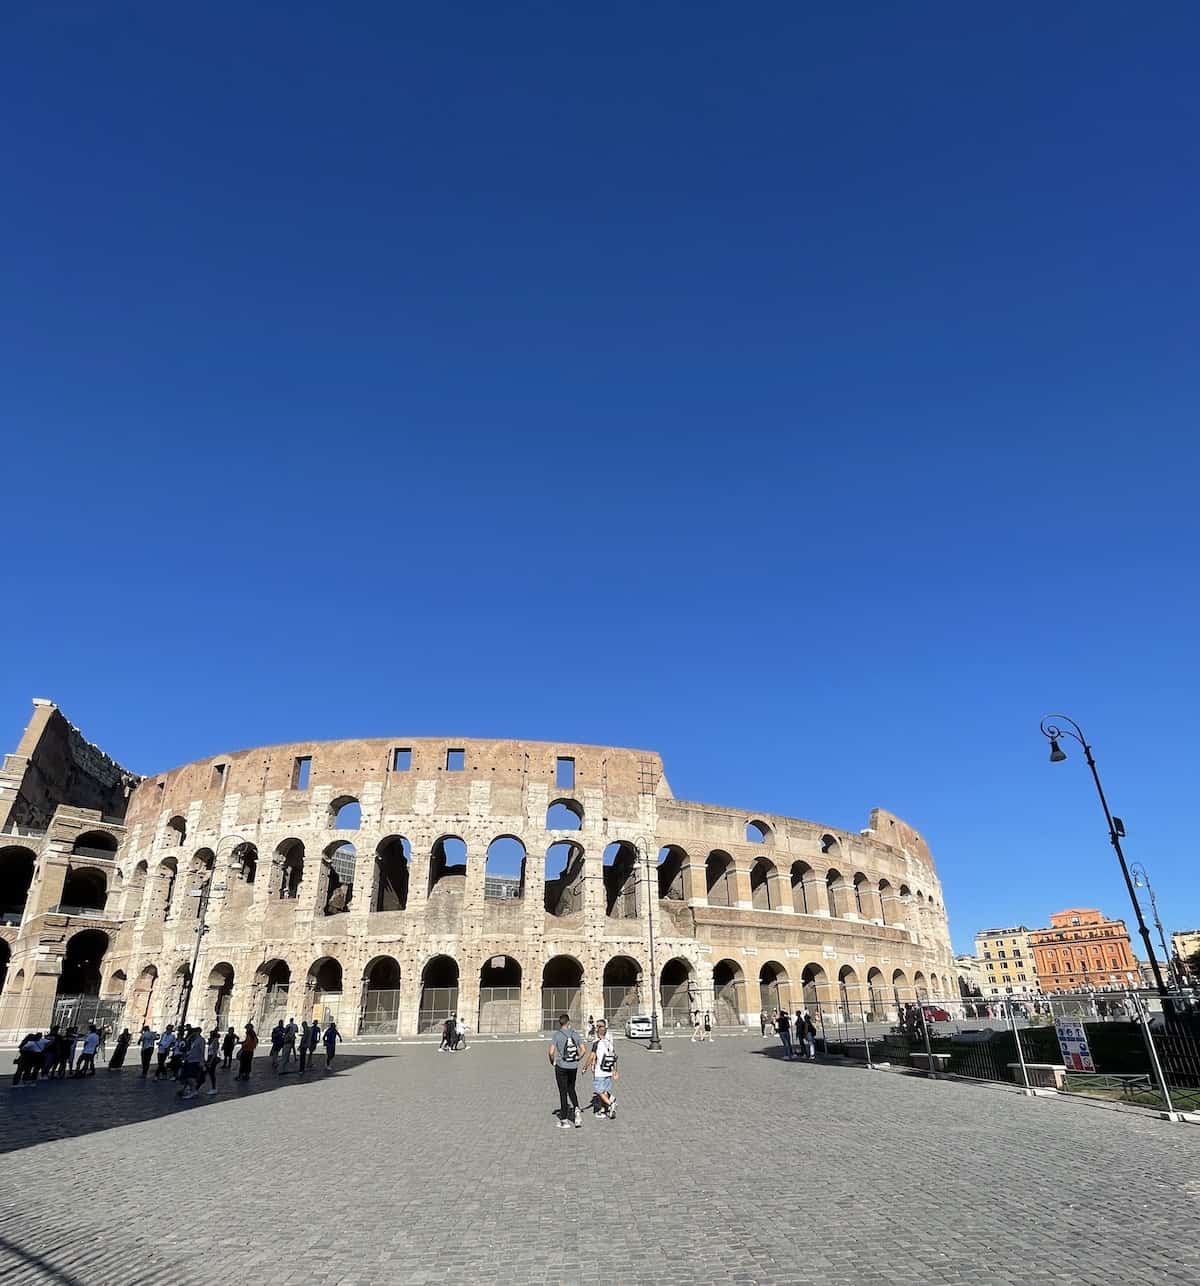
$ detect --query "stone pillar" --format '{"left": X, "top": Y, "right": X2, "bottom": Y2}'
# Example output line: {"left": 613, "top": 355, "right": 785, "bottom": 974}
{"left": 731, "top": 864, "right": 753, "bottom": 911}
{"left": 857, "top": 884, "right": 884, "bottom": 923}
{"left": 399, "top": 958, "right": 422, "bottom": 1037}
{"left": 682, "top": 861, "right": 704, "bottom": 904}
{"left": 801, "top": 872, "right": 828, "bottom": 916}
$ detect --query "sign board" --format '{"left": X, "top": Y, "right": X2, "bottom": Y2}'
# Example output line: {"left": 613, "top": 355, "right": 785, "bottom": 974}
{"left": 1054, "top": 1016, "right": 1096, "bottom": 1072}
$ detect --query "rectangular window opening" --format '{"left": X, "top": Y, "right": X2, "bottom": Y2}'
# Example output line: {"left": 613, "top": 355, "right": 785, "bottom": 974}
{"left": 392, "top": 747, "right": 412, "bottom": 772}
{"left": 446, "top": 748, "right": 465, "bottom": 772}
{"left": 292, "top": 756, "right": 312, "bottom": 790}
{"left": 212, "top": 763, "right": 227, "bottom": 790}
{"left": 555, "top": 756, "right": 575, "bottom": 789}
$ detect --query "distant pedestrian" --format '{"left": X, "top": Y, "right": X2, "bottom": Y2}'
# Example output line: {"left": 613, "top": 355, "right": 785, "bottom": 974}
{"left": 269, "top": 1021, "right": 285, "bottom": 1070}
{"left": 438, "top": 1018, "right": 453, "bottom": 1053}
{"left": 691, "top": 1011, "right": 703, "bottom": 1042}
{"left": 109, "top": 1028, "right": 132, "bottom": 1070}
{"left": 280, "top": 1018, "right": 298, "bottom": 1073}
{"left": 237, "top": 1024, "right": 258, "bottom": 1080}
{"left": 454, "top": 1017, "right": 467, "bottom": 1051}
{"left": 139, "top": 1026, "right": 158, "bottom": 1077}
{"left": 13, "top": 1033, "right": 43, "bottom": 1086}
{"left": 74, "top": 1024, "right": 100, "bottom": 1076}
{"left": 63, "top": 1027, "right": 80, "bottom": 1077}
{"left": 221, "top": 1027, "right": 237, "bottom": 1070}
{"left": 41, "top": 1026, "right": 60, "bottom": 1079}
{"left": 323, "top": 1021, "right": 341, "bottom": 1070}
{"left": 703, "top": 1011, "right": 712, "bottom": 1041}
{"left": 178, "top": 1027, "right": 206, "bottom": 1099}
{"left": 776, "top": 1009, "right": 794, "bottom": 1060}
{"left": 298, "top": 1021, "right": 311, "bottom": 1074}
{"left": 205, "top": 1029, "right": 220, "bottom": 1095}
{"left": 155, "top": 1025, "right": 175, "bottom": 1079}
{"left": 587, "top": 1015, "right": 596, "bottom": 1039}
{"left": 803, "top": 1014, "right": 817, "bottom": 1061}
{"left": 760, "top": 1010, "right": 770, "bottom": 1037}
{"left": 583, "top": 1018, "right": 619, "bottom": 1120}
{"left": 308, "top": 1020, "right": 320, "bottom": 1060}
{"left": 548, "top": 1012, "right": 584, "bottom": 1129}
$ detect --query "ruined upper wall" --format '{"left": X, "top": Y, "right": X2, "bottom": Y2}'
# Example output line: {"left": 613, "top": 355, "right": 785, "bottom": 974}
{"left": 1, "top": 700, "right": 141, "bottom": 831}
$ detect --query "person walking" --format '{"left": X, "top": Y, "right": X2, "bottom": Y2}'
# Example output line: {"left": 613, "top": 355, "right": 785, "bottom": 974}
{"left": 13, "top": 1033, "right": 42, "bottom": 1086}
{"left": 178, "top": 1027, "right": 206, "bottom": 1099}
{"left": 454, "top": 1016, "right": 467, "bottom": 1051}
{"left": 269, "top": 1020, "right": 285, "bottom": 1071}
{"left": 322, "top": 1021, "right": 341, "bottom": 1070}
{"left": 236, "top": 1023, "right": 258, "bottom": 1081}
{"left": 138, "top": 1026, "right": 158, "bottom": 1078}
{"left": 583, "top": 1018, "right": 619, "bottom": 1120}
{"left": 50, "top": 1028, "right": 72, "bottom": 1078}
{"left": 74, "top": 1024, "right": 100, "bottom": 1076}
{"left": 298, "top": 1021, "right": 311, "bottom": 1074}
{"left": 41, "top": 1026, "right": 60, "bottom": 1079}
{"left": 586, "top": 1015, "right": 596, "bottom": 1039}
{"left": 776, "top": 1009, "right": 794, "bottom": 1060}
{"left": 280, "top": 1017, "right": 298, "bottom": 1074}
{"left": 308, "top": 1020, "right": 320, "bottom": 1065}
{"left": 803, "top": 1013, "right": 817, "bottom": 1061}
{"left": 204, "top": 1028, "right": 221, "bottom": 1095}
{"left": 109, "top": 1028, "right": 132, "bottom": 1070}
{"left": 221, "top": 1026, "right": 237, "bottom": 1070}
{"left": 63, "top": 1027, "right": 81, "bottom": 1077}
{"left": 703, "top": 1011, "right": 712, "bottom": 1041}
{"left": 438, "top": 1018, "right": 453, "bottom": 1052}
{"left": 548, "top": 1012, "right": 584, "bottom": 1129}
{"left": 154, "top": 1024, "right": 175, "bottom": 1079}
{"left": 691, "top": 1010, "right": 703, "bottom": 1042}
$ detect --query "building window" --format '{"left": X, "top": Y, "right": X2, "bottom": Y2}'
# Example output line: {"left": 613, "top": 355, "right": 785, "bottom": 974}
{"left": 212, "top": 763, "right": 227, "bottom": 789}
{"left": 392, "top": 747, "right": 411, "bottom": 772}
{"left": 555, "top": 757, "right": 575, "bottom": 789}
{"left": 445, "top": 748, "right": 465, "bottom": 772}
{"left": 292, "top": 757, "right": 312, "bottom": 790}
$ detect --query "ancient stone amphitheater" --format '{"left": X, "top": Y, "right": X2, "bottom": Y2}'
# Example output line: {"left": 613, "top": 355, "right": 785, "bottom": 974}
{"left": 0, "top": 701, "right": 956, "bottom": 1040}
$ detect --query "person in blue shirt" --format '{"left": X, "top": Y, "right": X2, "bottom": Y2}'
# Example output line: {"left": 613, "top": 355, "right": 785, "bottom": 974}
{"left": 322, "top": 1020, "right": 341, "bottom": 1070}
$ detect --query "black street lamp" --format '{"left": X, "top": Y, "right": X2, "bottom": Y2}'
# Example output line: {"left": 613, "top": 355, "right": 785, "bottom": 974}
{"left": 1130, "top": 862, "right": 1180, "bottom": 992}
{"left": 1039, "top": 714, "right": 1169, "bottom": 997}
{"left": 176, "top": 834, "right": 244, "bottom": 1028}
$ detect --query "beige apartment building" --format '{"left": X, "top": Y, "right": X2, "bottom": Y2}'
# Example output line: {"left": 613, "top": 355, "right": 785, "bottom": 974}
{"left": 974, "top": 926, "right": 1035, "bottom": 995}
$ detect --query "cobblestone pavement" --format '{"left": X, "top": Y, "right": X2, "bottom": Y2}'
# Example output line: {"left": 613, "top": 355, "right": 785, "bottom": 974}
{"left": 1, "top": 1036, "right": 1198, "bottom": 1286}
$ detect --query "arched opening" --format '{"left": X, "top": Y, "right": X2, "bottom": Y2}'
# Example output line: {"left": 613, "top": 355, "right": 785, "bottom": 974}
{"left": 207, "top": 962, "right": 235, "bottom": 1027}
{"left": 891, "top": 968, "right": 912, "bottom": 1004}
{"left": 866, "top": 967, "right": 888, "bottom": 1020}
{"left": 373, "top": 836, "right": 410, "bottom": 912}
{"left": 276, "top": 840, "right": 304, "bottom": 900}
{"left": 167, "top": 816, "right": 187, "bottom": 846}
{"left": 853, "top": 873, "right": 871, "bottom": 918}
{"left": 131, "top": 965, "right": 157, "bottom": 1025}
{"left": 898, "top": 885, "right": 913, "bottom": 924}
{"left": 427, "top": 836, "right": 467, "bottom": 899}
{"left": 541, "top": 955, "right": 583, "bottom": 1030}
{"left": 57, "top": 929, "right": 109, "bottom": 997}
{"left": 418, "top": 955, "right": 459, "bottom": 1033}
{"left": 193, "top": 848, "right": 216, "bottom": 875}
{"left": 231, "top": 842, "right": 257, "bottom": 884}
{"left": 913, "top": 971, "right": 929, "bottom": 1001}
{"left": 255, "top": 959, "right": 292, "bottom": 1028}
{"left": 321, "top": 842, "right": 356, "bottom": 914}
{"left": 0, "top": 846, "right": 36, "bottom": 926}
{"left": 750, "top": 857, "right": 779, "bottom": 911}
{"left": 824, "top": 868, "right": 844, "bottom": 918}
{"left": 331, "top": 796, "right": 361, "bottom": 830}
{"left": 0, "top": 939, "right": 10, "bottom": 996}
{"left": 126, "top": 861, "right": 149, "bottom": 918}
{"left": 59, "top": 867, "right": 108, "bottom": 914}
{"left": 705, "top": 850, "right": 735, "bottom": 907}
{"left": 758, "top": 960, "right": 791, "bottom": 1013}
{"left": 484, "top": 836, "right": 526, "bottom": 901}
{"left": 169, "top": 964, "right": 190, "bottom": 1020}
{"left": 156, "top": 857, "right": 178, "bottom": 920}
{"left": 801, "top": 963, "right": 829, "bottom": 1016}
{"left": 819, "top": 833, "right": 840, "bottom": 859}
{"left": 602, "top": 842, "right": 639, "bottom": 919}
{"left": 712, "top": 959, "right": 744, "bottom": 1026}
{"left": 659, "top": 958, "right": 695, "bottom": 1027}
{"left": 838, "top": 965, "right": 859, "bottom": 1021}
{"left": 745, "top": 819, "right": 773, "bottom": 847}
{"left": 657, "top": 845, "right": 687, "bottom": 901}
{"left": 103, "top": 968, "right": 127, "bottom": 997}
{"left": 478, "top": 954, "right": 523, "bottom": 1033}
{"left": 72, "top": 830, "right": 118, "bottom": 859}
{"left": 546, "top": 799, "right": 583, "bottom": 831}
{"left": 307, "top": 957, "right": 344, "bottom": 1023}
{"left": 878, "top": 879, "right": 896, "bottom": 925}
{"left": 790, "top": 861, "right": 813, "bottom": 914}
{"left": 602, "top": 954, "right": 641, "bottom": 1025}
{"left": 359, "top": 956, "right": 401, "bottom": 1034}
{"left": 544, "top": 842, "right": 584, "bottom": 917}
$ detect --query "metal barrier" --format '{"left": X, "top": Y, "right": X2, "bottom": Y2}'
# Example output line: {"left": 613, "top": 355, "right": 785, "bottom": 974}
{"left": 359, "top": 988, "right": 401, "bottom": 1035}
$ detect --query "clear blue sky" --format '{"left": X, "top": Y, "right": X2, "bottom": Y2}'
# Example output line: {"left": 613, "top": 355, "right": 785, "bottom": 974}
{"left": 4, "top": 4, "right": 1198, "bottom": 955}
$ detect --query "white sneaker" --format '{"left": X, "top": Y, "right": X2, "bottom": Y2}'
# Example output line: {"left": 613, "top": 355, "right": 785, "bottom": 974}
{"left": 557, "top": 1118, "right": 573, "bottom": 1129}
{"left": 574, "top": 1107, "right": 582, "bottom": 1128}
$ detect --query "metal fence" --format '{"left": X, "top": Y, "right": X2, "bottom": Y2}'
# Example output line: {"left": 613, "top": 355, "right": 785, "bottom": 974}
{"left": 541, "top": 986, "right": 581, "bottom": 1031}
{"left": 478, "top": 986, "right": 522, "bottom": 1033}
{"left": 359, "top": 988, "right": 401, "bottom": 1035}
{"left": 52, "top": 995, "right": 125, "bottom": 1034}
{"left": 417, "top": 986, "right": 458, "bottom": 1033}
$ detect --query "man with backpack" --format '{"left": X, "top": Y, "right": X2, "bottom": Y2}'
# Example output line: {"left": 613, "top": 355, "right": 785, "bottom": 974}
{"left": 583, "top": 1018, "right": 619, "bottom": 1120}
{"left": 548, "top": 1012, "right": 584, "bottom": 1129}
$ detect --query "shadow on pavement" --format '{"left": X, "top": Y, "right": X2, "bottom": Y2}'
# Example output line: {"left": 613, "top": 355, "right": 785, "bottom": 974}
{"left": 0, "top": 1056, "right": 380, "bottom": 1156}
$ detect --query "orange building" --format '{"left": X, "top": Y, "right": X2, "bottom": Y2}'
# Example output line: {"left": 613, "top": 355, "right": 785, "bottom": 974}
{"left": 1029, "top": 908, "right": 1138, "bottom": 992}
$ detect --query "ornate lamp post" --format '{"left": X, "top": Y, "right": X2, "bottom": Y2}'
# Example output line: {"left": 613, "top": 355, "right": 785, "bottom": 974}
{"left": 1039, "top": 714, "right": 1169, "bottom": 997}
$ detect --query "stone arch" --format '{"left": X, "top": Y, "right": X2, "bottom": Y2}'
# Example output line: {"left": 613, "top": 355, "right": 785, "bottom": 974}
{"left": 254, "top": 958, "right": 293, "bottom": 1028}
{"left": 852, "top": 872, "right": 872, "bottom": 918}
{"left": 58, "top": 928, "right": 110, "bottom": 996}
{"left": 373, "top": 836, "right": 410, "bottom": 912}
{"left": 801, "top": 962, "right": 831, "bottom": 1013}
{"left": 546, "top": 799, "right": 583, "bottom": 831}
{"left": 877, "top": 878, "right": 897, "bottom": 925}
{"left": 602, "top": 954, "right": 642, "bottom": 1025}
{"left": 544, "top": 842, "right": 585, "bottom": 917}
{"left": 891, "top": 968, "right": 913, "bottom": 1003}
{"left": 275, "top": 839, "right": 304, "bottom": 900}
{"left": 657, "top": 845, "right": 688, "bottom": 901}
{"left": 427, "top": 835, "right": 467, "bottom": 898}
{"left": 231, "top": 842, "right": 258, "bottom": 884}
{"left": 758, "top": 959, "right": 791, "bottom": 1012}
{"left": 72, "top": 830, "right": 118, "bottom": 857}
{"left": 166, "top": 816, "right": 187, "bottom": 846}
{"left": 866, "top": 967, "right": 889, "bottom": 1019}
{"left": 838, "top": 965, "right": 859, "bottom": 1019}
{"left": 913, "top": 970, "right": 929, "bottom": 1000}
{"left": 359, "top": 955, "right": 402, "bottom": 1035}
{"left": 130, "top": 965, "right": 158, "bottom": 1025}
{"left": 103, "top": 968, "right": 127, "bottom": 997}
{"left": 541, "top": 954, "right": 583, "bottom": 1030}
{"left": 705, "top": 850, "right": 735, "bottom": 907}
{"left": 418, "top": 954, "right": 459, "bottom": 1033}
{"left": 0, "top": 939, "right": 10, "bottom": 996}
{"left": 59, "top": 866, "right": 108, "bottom": 913}
{"left": 307, "top": 956, "right": 344, "bottom": 1023}
{"left": 155, "top": 857, "right": 178, "bottom": 920}
{"left": 193, "top": 847, "right": 216, "bottom": 874}
{"left": 659, "top": 957, "right": 695, "bottom": 1026}
{"left": 484, "top": 836, "right": 526, "bottom": 901}
{"left": 824, "top": 868, "right": 846, "bottom": 918}
{"left": 206, "top": 962, "right": 235, "bottom": 1027}
{"left": 790, "top": 861, "right": 813, "bottom": 914}
{"left": 745, "top": 819, "right": 773, "bottom": 847}
{"left": 478, "top": 954, "right": 523, "bottom": 1034}
{"left": 0, "top": 845, "right": 36, "bottom": 925}
{"left": 712, "top": 958, "right": 745, "bottom": 1026}
{"left": 819, "top": 833, "right": 841, "bottom": 859}
{"left": 321, "top": 841, "right": 356, "bottom": 914}
{"left": 330, "top": 796, "right": 361, "bottom": 830}
{"left": 602, "top": 841, "right": 640, "bottom": 919}
{"left": 750, "top": 856, "right": 780, "bottom": 910}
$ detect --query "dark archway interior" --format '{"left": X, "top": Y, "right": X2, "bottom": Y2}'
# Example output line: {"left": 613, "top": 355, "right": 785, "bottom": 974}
{"left": 61, "top": 867, "right": 108, "bottom": 912}
{"left": 58, "top": 930, "right": 109, "bottom": 996}
{"left": 375, "top": 838, "right": 410, "bottom": 911}
{"left": 365, "top": 957, "right": 401, "bottom": 990}
{"left": 542, "top": 955, "right": 583, "bottom": 988}
{"left": 545, "top": 842, "right": 584, "bottom": 916}
{"left": 421, "top": 955, "right": 459, "bottom": 988}
{"left": 603, "top": 842, "right": 639, "bottom": 918}
{"left": 0, "top": 847, "right": 35, "bottom": 921}
{"left": 479, "top": 955, "right": 522, "bottom": 987}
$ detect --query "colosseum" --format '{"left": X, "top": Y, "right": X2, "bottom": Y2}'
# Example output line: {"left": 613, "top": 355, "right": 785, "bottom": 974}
{"left": 0, "top": 700, "right": 956, "bottom": 1042}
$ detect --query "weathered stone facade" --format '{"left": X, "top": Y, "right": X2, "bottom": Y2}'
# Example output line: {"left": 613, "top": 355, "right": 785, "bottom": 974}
{"left": 0, "top": 701, "right": 956, "bottom": 1040}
